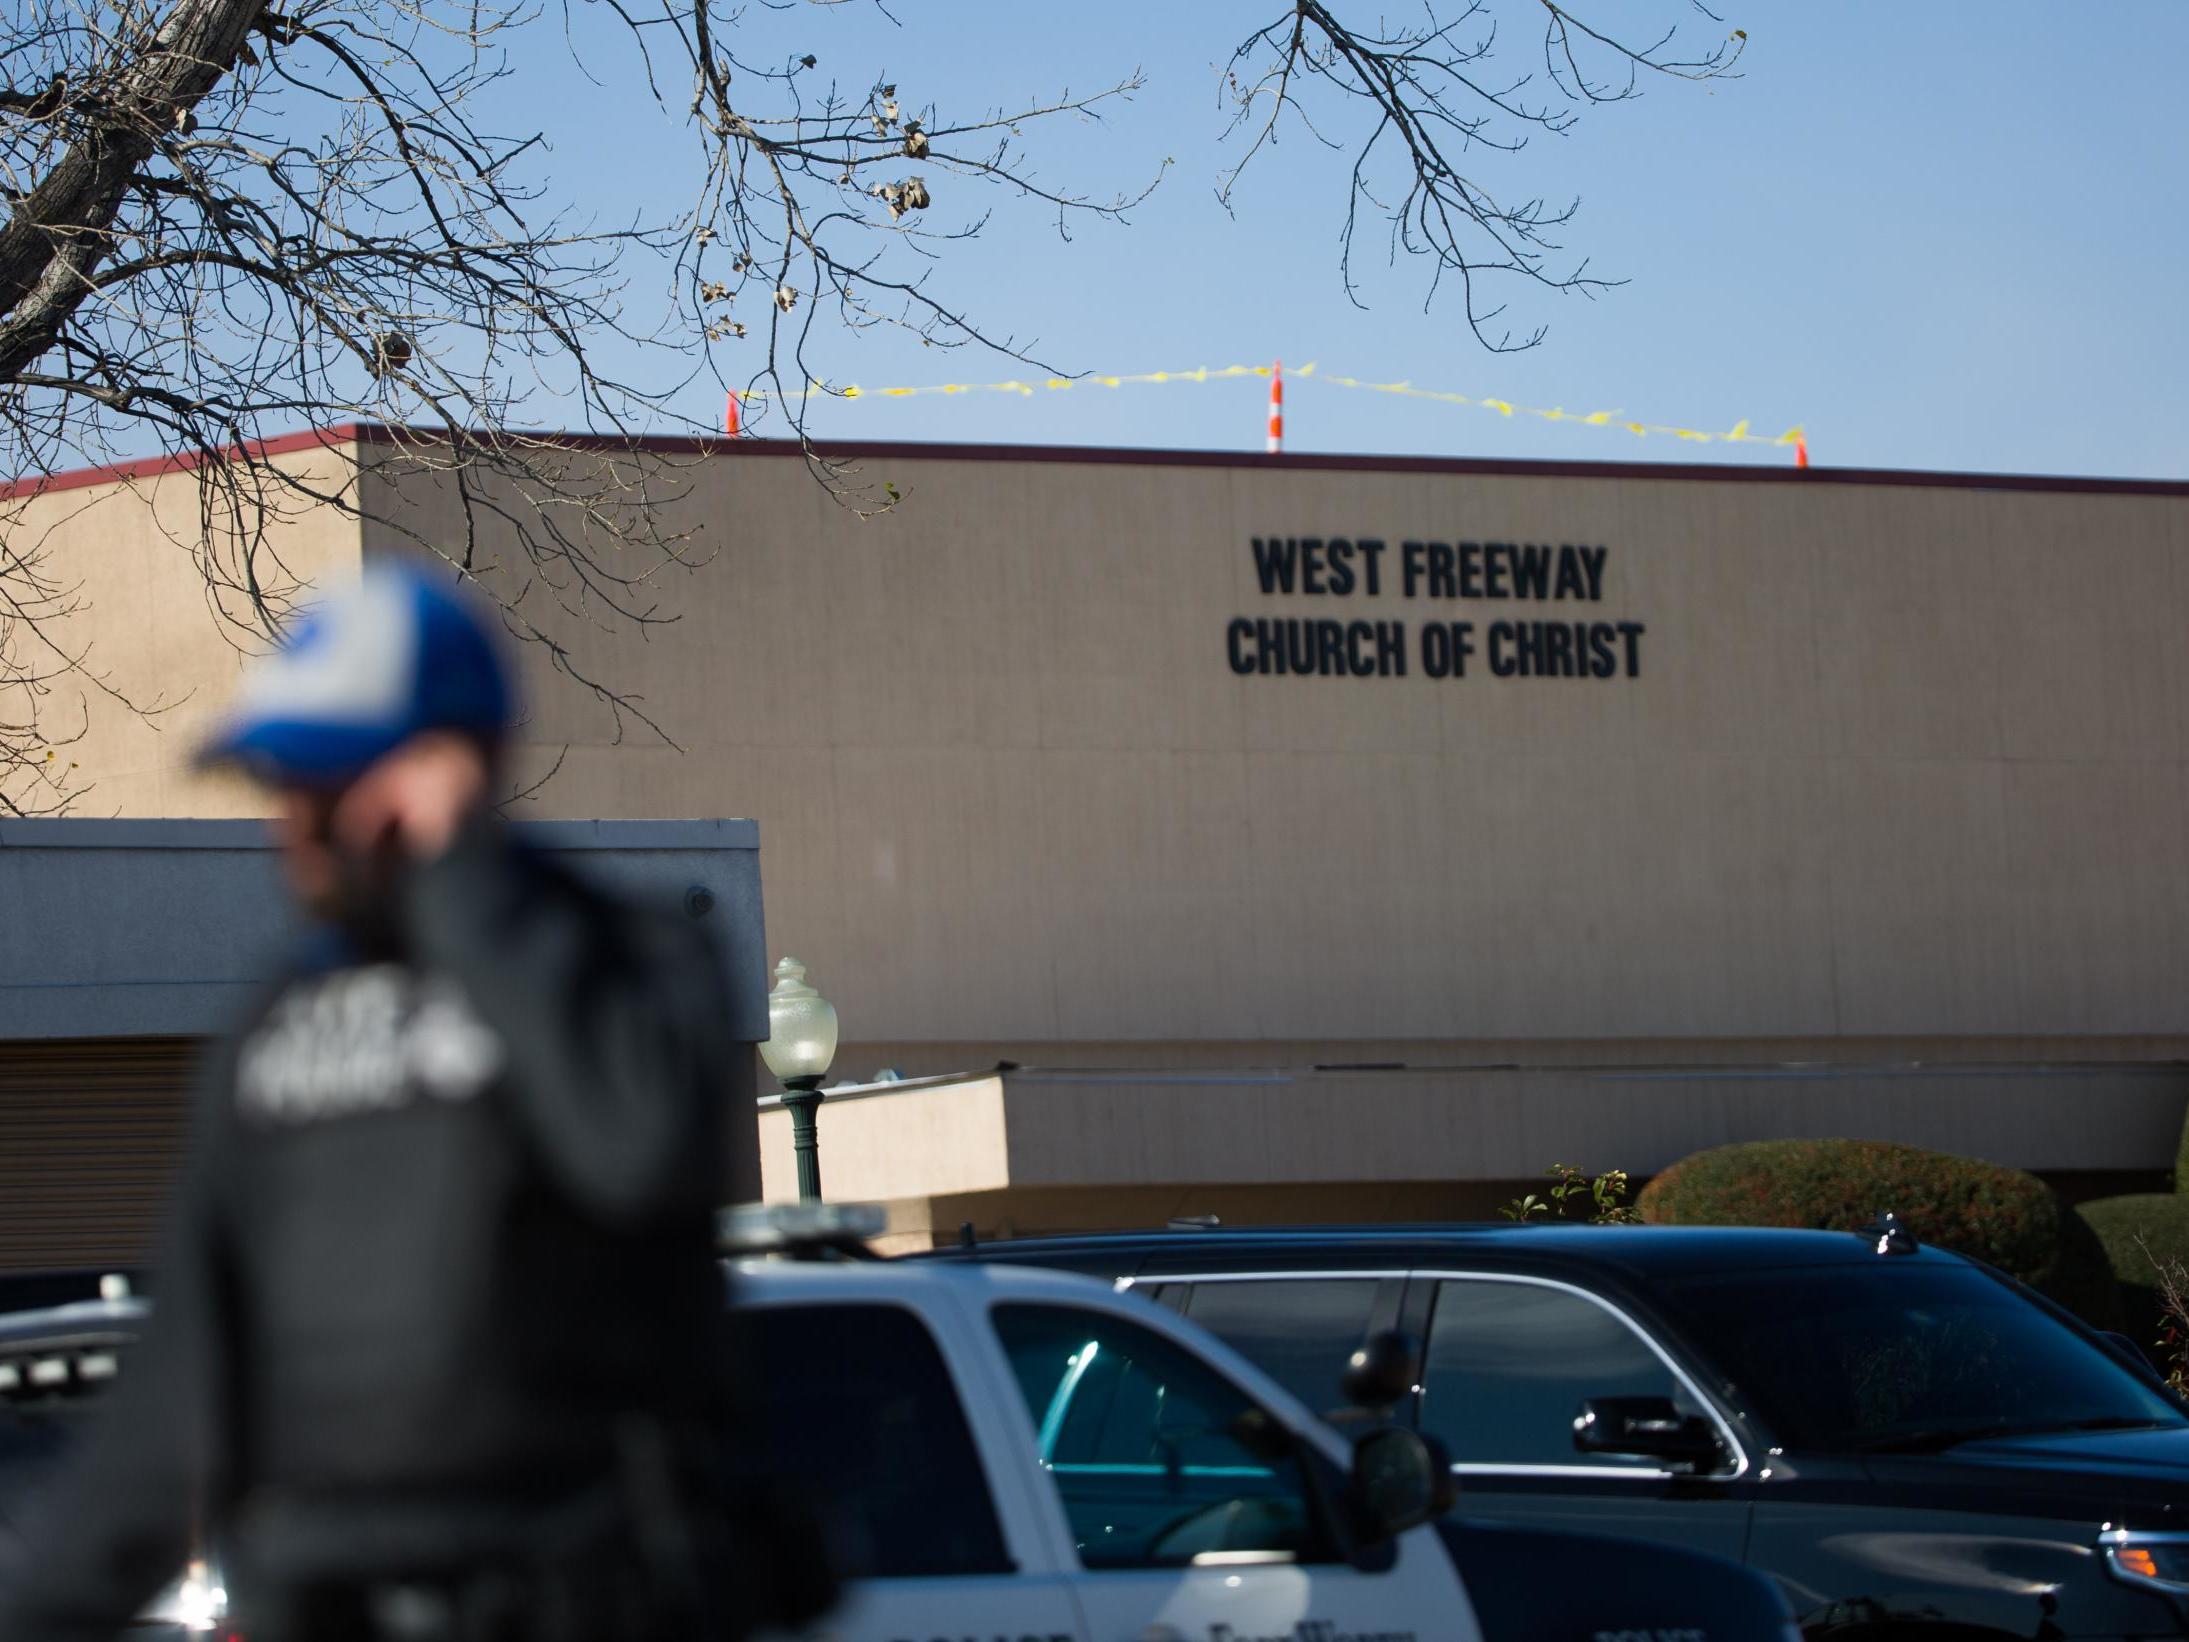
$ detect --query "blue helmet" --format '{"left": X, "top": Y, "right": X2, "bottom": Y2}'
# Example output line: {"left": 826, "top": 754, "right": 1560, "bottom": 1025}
{"left": 199, "top": 560, "right": 513, "bottom": 787}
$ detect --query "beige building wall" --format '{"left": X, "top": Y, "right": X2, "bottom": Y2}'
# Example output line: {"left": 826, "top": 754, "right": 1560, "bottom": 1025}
{"left": 2, "top": 437, "right": 369, "bottom": 819}
{"left": 364, "top": 444, "right": 2189, "bottom": 1071}
{"left": 25, "top": 438, "right": 2189, "bottom": 1109}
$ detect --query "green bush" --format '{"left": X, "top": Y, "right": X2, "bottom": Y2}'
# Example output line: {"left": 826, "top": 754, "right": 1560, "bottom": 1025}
{"left": 2049, "top": 1202, "right": 2129, "bottom": 1333}
{"left": 1637, "top": 1138, "right": 2116, "bottom": 1326}
{"left": 2075, "top": 1193, "right": 2189, "bottom": 1350}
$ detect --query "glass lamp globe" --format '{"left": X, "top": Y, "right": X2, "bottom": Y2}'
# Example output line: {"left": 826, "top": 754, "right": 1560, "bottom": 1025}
{"left": 760, "top": 957, "right": 838, "bottom": 1091}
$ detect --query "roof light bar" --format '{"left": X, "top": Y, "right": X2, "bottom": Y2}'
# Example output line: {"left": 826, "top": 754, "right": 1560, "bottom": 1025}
{"left": 716, "top": 1201, "right": 886, "bottom": 1258}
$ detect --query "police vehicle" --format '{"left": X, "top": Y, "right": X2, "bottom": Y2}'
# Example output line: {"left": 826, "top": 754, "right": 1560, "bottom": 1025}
{"left": 920, "top": 1219, "right": 2189, "bottom": 1640}
{"left": 0, "top": 1210, "right": 1797, "bottom": 1642}
{"left": 0, "top": 1277, "right": 231, "bottom": 1633}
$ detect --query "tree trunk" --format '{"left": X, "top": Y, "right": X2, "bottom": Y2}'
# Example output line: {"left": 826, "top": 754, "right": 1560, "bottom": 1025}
{"left": 0, "top": 0, "right": 268, "bottom": 382}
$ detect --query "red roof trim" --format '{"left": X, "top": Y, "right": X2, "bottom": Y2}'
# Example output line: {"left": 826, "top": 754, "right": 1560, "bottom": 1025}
{"left": 5, "top": 422, "right": 2185, "bottom": 500}
{"left": 0, "top": 423, "right": 385, "bottom": 502}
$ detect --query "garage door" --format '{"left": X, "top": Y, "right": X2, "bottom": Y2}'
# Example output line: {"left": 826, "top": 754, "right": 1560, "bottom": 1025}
{"left": 0, "top": 1037, "right": 202, "bottom": 1273}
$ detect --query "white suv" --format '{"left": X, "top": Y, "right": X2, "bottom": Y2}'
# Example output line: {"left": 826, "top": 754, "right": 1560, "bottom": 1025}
{"left": 0, "top": 1247, "right": 1465, "bottom": 1641}
{"left": 734, "top": 1253, "right": 1473, "bottom": 1642}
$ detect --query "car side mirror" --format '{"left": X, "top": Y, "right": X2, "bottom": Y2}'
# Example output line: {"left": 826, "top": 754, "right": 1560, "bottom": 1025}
{"left": 1573, "top": 1396, "right": 1724, "bottom": 1473}
{"left": 1348, "top": 1426, "right": 1451, "bottom": 1541}
{"left": 1341, "top": 1329, "right": 1420, "bottom": 1412}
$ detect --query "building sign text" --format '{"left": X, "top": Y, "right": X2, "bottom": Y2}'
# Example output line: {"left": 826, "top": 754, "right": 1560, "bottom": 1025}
{"left": 1227, "top": 536, "right": 1646, "bottom": 680}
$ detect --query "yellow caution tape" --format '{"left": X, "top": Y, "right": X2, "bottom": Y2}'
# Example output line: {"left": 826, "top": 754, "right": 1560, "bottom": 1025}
{"left": 745, "top": 360, "right": 1802, "bottom": 448}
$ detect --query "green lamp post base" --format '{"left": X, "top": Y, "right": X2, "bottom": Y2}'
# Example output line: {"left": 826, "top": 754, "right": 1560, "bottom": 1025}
{"left": 779, "top": 1075, "right": 826, "bottom": 1203}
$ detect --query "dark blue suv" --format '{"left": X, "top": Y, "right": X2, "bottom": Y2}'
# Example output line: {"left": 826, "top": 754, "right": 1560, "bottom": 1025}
{"left": 920, "top": 1222, "right": 2189, "bottom": 1640}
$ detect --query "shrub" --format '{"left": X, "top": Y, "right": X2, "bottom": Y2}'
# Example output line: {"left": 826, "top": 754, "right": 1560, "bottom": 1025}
{"left": 1637, "top": 1138, "right": 2116, "bottom": 1325}
{"left": 1502, "top": 1163, "right": 1642, "bottom": 1225}
{"left": 2075, "top": 1194, "right": 2189, "bottom": 1357}
{"left": 2153, "top": 1248, "right": 2189, "bottom": 1396}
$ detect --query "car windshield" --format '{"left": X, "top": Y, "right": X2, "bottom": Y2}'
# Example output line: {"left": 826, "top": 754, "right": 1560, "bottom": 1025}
{"left": 1657, "top": 1263, "right": 2186, "bottom": 1454}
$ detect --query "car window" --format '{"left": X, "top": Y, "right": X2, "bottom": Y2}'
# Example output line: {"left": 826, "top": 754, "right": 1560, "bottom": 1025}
{"left": 1182, "top": 1279, "right": 1381, "bottom": 1414}
{"left": 745, "top": 1303, "right": 1013, "bottom": 1579}
{"left": 1658, "top": 1264, "right": 2188, "bottom": 1454}
{"left": 991, "top": 1302, "right": 1336, "bottom": 1570}
{"left": 1422, "top": 1279, "right": 1695, "bottom": 1469}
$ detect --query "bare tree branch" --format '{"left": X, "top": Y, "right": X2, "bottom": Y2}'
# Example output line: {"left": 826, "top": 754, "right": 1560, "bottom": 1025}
{"left": 1219, "top": 1, "right": 1743, "bottom": 348}
{"left": 0, "top": 0, "right": 1735, "bottom": 811}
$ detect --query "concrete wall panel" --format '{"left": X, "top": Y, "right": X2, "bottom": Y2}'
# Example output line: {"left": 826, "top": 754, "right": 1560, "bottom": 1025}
{"left": 1997, "top": 759, "right": 2189, "bottom": 1031}
{"left": 976, "top": 1065, "right": 2188, "bottom": 1189}
{"left": 1, "top": 446, "right": 365, "bottom": 818}
{"left": 35, "top": 444, "right": 2189, "bottom": 1072}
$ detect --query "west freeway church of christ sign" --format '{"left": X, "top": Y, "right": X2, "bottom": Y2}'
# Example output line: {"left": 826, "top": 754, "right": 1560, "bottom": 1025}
{"left": 1226, "top": 536, "right": 1646, "bottom": 681}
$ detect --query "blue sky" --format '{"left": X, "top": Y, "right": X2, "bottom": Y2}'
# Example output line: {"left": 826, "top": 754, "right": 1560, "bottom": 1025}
{"left": 514, "top": 1, "right": 2187, "bottom": 477}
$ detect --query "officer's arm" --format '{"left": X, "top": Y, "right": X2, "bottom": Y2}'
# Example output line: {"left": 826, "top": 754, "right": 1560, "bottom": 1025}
{"left": 403, "top": 821, "right": 731, "bottom": 1225}
{"left": 0, "top": 1067, "right": 237, "bottom": 1642}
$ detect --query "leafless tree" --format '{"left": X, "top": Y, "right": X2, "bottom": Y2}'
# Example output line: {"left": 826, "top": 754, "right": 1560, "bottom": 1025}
{"left": 1221, "top": 0, "right": 1743, "bottom": 349}
{"left": 2139, "top": 1234, "right": 2189, "bottom": 1396}
{"left": 0, "top": 0, "right": 1738, "bottom": 813}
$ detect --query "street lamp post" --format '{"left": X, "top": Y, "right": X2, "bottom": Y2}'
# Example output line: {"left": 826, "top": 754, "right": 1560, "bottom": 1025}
{"left": 759, "top": 957, "right": 839, "bottom": 1203}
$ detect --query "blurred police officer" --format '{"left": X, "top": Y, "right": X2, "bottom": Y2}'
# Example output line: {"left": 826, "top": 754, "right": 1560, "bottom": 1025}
{"left": 0, "top": 561, "right": 817, "bottom": 1641}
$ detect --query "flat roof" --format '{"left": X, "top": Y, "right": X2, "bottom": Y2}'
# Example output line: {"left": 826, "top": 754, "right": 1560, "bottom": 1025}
{"left": 0, "top": 817, "right": 766, "bottom": 1040}
{"left": 5, "top": 423, "right": 2185, "bottom": 502}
